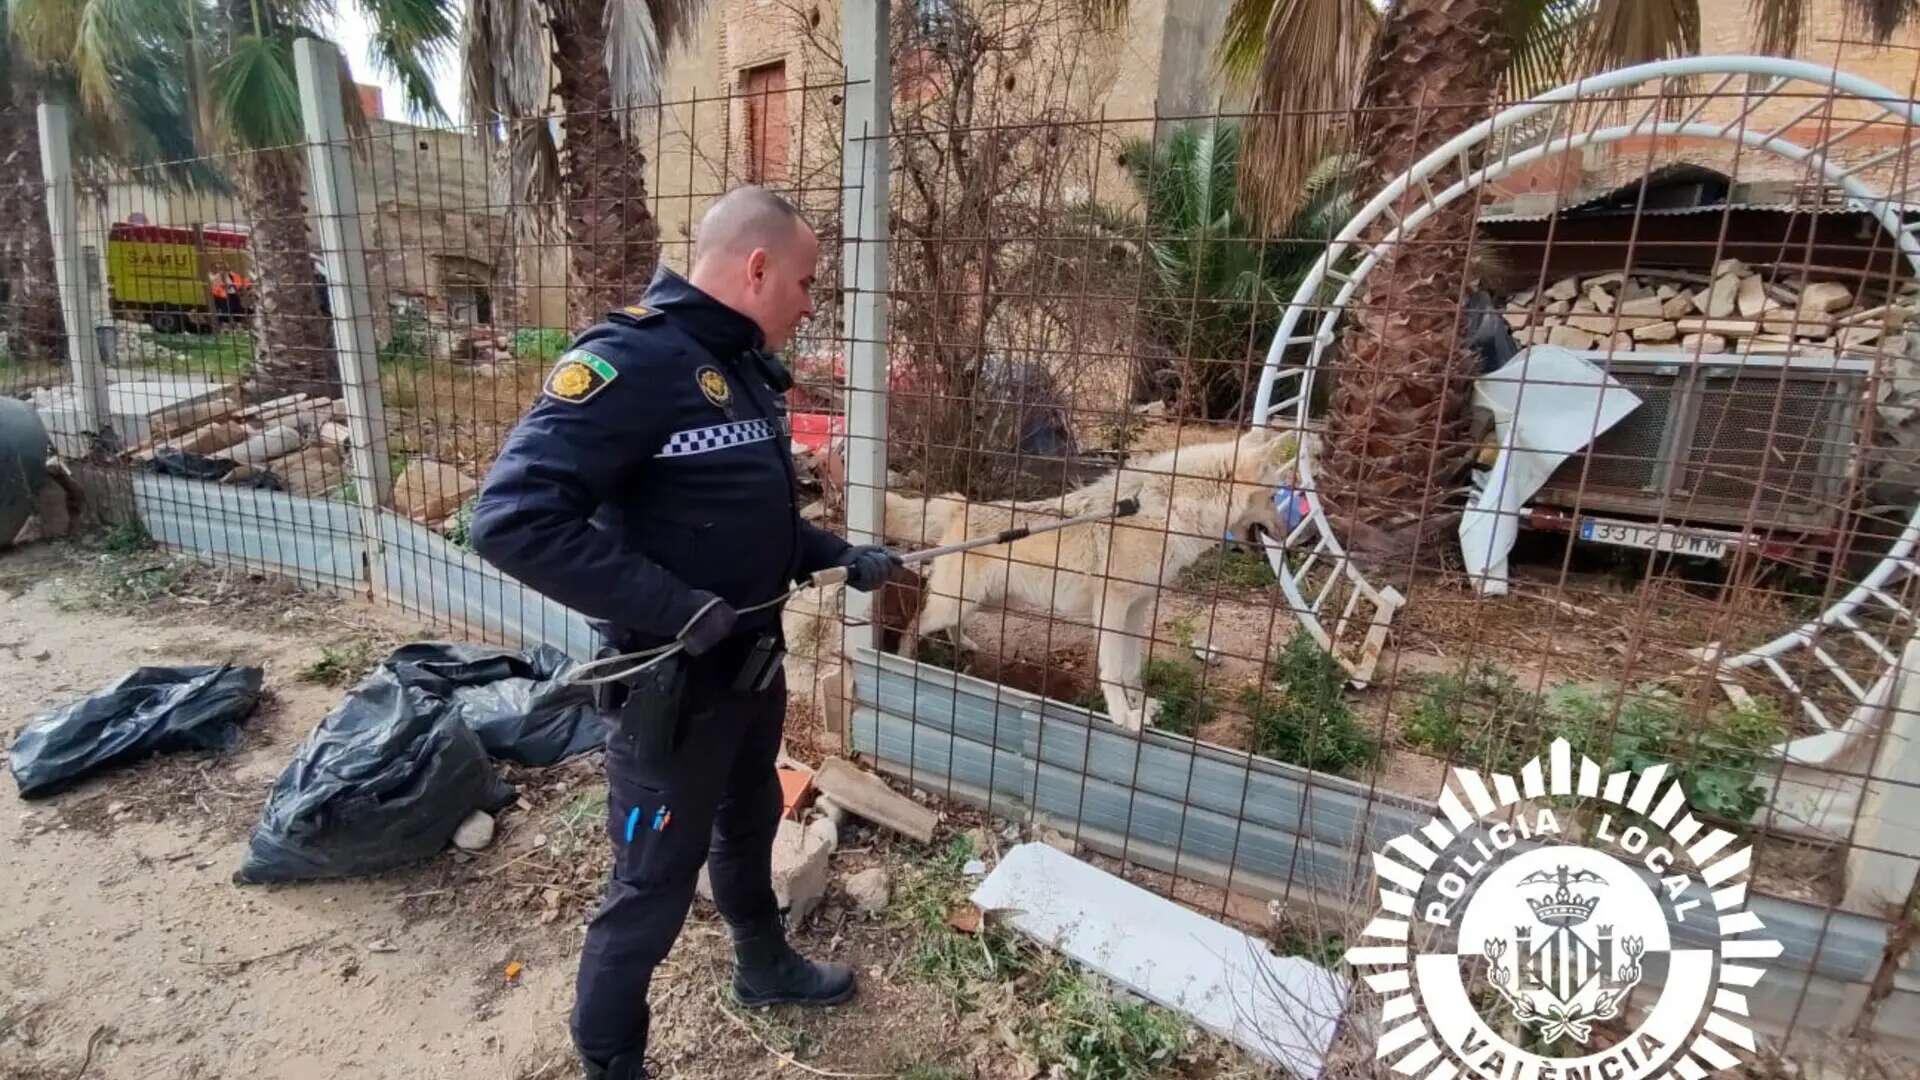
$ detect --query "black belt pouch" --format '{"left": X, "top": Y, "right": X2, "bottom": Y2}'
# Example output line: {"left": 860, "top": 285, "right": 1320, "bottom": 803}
{"left": 618, "top": 654, "right": 688, "bottom": 768}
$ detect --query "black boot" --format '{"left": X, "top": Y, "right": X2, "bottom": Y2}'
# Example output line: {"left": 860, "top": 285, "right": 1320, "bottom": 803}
{"left": 579, "top": 1051, "right": 651, "bottom": 1080}
{"left": 729, "top": 914, "right": 857, "bottom": 1008}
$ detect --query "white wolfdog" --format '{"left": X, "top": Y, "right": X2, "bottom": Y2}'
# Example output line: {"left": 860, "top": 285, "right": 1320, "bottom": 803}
{"left": 883, "top": 427, "right": 1306, "bottom": 732}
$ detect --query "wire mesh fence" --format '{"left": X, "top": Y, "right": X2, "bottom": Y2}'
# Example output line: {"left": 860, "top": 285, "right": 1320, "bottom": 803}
{"left": 7, "top": 8, "right": 1920, "bottom": 1074}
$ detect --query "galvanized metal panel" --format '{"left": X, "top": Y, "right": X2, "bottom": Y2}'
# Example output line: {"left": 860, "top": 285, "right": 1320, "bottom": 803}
{"left": 376, "top": 511, "right": 597, "bottom": 659}
{"left": 1025, "top": 699, "right": 1426, "bottom": 852}
{"left": 129, "top": 473, "right": 597, "bottom": 659}
{"left": 854, "top": 705, "right": 1371, "bottom": 900}
{"left": 133, "top": 473, "right": 362, "bottom": 591}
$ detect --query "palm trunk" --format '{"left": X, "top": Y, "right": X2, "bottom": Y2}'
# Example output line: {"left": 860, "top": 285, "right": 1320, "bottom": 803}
{"left": 550, "top": 0, "right": 658, "bottom": 330}
{"left": 243, "top": 148, "right": 340, "bottom": 401}
{"left": 1319, "top": 0, "right": 1508, "bottom": 569}
{"left": 0, "top": 86, "right": 67, "bottom": 362}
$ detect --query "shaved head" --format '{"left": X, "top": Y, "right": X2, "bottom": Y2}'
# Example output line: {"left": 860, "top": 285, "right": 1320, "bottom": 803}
{"left": 692, "top": 185, "right": 811, "bottom": 267}
{"left": 688, "top": 185, "right": 819, "bottom": 351}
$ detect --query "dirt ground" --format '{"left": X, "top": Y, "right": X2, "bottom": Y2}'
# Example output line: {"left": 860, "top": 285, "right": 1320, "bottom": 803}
{"left": 0, "top": 539, "right": 1286, "bottom": 1080}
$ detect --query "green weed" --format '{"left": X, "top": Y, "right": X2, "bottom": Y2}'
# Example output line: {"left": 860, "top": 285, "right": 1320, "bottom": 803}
{"left": 889, "top": 837, "right": 1198, "bottom": 1078}
{"left": 299, "top": 640, "right": 379, "bottom": 687}
{"left": 1551, "top": 684, "right": 1787, "bottom": 822}
{"left": 445, "top": 497, "right": 478, "bottom": 549}
{"left": 1405, "top": 666, "right": 1788, "bottom": 824}
{"left": 1269, "top": 923, "right": 1346, "bottom": 969}
{"left": 512, "top": 328, "right": 573, "bottom": 364}
{"left": 1072, "top": 683, "right": 1110, "bottom": 715}
{"left": 738, "top": 1007, "right": 816, "bottom": 1058}
{"left": 895, "top": 836, "right": 1032, "bottom": 1007}
{"left": 102, "top": 517, "right": 154, "bottom": 554}
{"left": 1240, "top": 635, "right": 1377, "bottom": 773}
{"left": 1402, "top": 661, "right": 1574, "bottom": 774}
{"left": 144, "top": 331, "right": 255, "bottom": 380}
{"left": 548, "top": 789, "right": 610, "bottom": 859}
{"left": 379, "top": 310, "right": 431, "bottom": 371}
{"left": 1177, "top": 546, "right": 1277, "bottom": 592}
{"left": 1027, "top": 965, "right": 1188, "bottom": 1080}
{"left": 1141, "top": 658, "right": 1214, "bottom": 736}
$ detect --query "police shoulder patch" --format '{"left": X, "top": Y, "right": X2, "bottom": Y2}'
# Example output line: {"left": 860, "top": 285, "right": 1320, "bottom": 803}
{"left": 695, "top": 365, "right": 733, "bottom": 409}
{"left": 544, "top": 349, "right": 619, "bottom": 404}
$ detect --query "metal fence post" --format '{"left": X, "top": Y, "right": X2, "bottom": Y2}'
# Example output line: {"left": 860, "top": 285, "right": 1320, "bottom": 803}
{"left": 36, "top": 103, "right": 112, "bottom": 454}
{"left": 293, "top": 39, "right": 393, "bottom": 587}
{"left": 840, "top": 0, "right": 892, "bottom": 650}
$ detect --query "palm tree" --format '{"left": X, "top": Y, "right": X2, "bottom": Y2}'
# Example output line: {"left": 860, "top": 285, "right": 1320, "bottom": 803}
{"left": 16, "top": 0, "right": 457, "bottom": 401}
{"left": 463, "top": 0, "right": 708, "bottom": 330}
{"left": 1219, "top": 0, "right": 1918, "bottom": 565}
{"left": 2, "top": 3, "right": 221, "bottom": 365}
{"left": 0, "top": 19, "right": 67, "bottom": 364}
{"left": 1119, "top": 121, "right": 1355, "bottom": 417}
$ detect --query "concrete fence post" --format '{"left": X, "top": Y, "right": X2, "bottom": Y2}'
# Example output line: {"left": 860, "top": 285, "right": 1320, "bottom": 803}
{"left": 839, "top": 0, "right": 892, "bottom": 656}
{"left": 293, "top": 39, "right": 392, "bottom": 590}
{"left": 1844, "top": 638, "right": 1920, "bottom": 915}
{"left": 293, "top": 41, "right": 392, "bottom": 509}
{"left": 36, "top": 103, "right": 113, "bottom": 455}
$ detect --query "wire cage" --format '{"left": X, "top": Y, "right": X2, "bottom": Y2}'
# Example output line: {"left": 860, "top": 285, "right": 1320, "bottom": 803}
{"left": 8, "top": 7, "right": 1920, "bottom": 1076}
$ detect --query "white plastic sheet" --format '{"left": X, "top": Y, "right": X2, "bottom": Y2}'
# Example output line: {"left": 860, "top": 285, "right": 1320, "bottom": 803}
{"left": 969, "top": 842, "right": 1348, "bottom": 1079}
{"left": 1459, "top": 346, "right": 1643, "bottom": 595}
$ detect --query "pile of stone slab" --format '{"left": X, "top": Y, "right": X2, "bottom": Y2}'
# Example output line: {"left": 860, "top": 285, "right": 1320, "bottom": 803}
{"left": 1504, "top": 259, "right": 1911, "bottom": 360}
{"left": 128, "top": 391, "right": 351, "bottom": 498}
{"left": 127, "top": 391, "right": 489, "bottom": 533}
{"left": 1508, "top": 261, "right": 1920, "bottom": 510}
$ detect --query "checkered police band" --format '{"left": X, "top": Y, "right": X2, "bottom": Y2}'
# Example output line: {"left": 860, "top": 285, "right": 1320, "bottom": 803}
{"left": 656, "top": 418, "right": 778, "bottom": 459}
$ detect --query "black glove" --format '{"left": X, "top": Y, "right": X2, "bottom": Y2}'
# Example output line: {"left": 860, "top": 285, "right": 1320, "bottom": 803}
{"left": 839, "top": 544, "right": 901, "bottom": 593}
{"left": 678, "top": 595, "right": 739, "bottom": 657}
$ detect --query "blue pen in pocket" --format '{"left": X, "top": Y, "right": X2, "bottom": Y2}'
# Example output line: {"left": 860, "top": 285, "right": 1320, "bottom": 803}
{"left": 625, "top": 806, "right": 641, "bottom": 843}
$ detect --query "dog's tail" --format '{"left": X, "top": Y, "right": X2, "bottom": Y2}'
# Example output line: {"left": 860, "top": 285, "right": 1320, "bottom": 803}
{"left": 883, "top": 491, "right": 964, "bottom": 546}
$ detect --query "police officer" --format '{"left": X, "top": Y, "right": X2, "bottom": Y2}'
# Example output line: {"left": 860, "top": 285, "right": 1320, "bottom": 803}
{"left": 468, "top": 186, "right": 898, "bottom": 1080}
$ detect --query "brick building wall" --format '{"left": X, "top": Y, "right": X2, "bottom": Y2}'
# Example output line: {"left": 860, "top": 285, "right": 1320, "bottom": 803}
{"left": 1493, "top": 0, "right": 1920, "bottom": 204}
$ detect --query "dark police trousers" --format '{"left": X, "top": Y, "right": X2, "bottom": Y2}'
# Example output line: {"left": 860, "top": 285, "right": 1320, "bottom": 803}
{"left": 571, "top": 646, "right": 786, "bottom": 1064}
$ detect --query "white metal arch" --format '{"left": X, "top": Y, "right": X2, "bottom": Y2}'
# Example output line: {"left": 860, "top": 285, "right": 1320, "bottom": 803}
{"left": 1252, "top": 56, "right": 1920, "bottom": 833}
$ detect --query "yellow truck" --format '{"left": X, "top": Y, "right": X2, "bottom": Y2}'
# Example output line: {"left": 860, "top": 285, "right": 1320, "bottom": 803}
{"left": 105, "top": 221, "right": 255, "bottom": 333}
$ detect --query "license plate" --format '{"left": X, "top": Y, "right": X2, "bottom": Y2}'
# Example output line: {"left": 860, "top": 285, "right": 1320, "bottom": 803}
{"left": 1578, "top": 517, "right": 1731, "bottom": 560}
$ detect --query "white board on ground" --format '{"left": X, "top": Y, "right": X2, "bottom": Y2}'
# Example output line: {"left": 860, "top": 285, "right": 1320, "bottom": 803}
{"left": 969, "top": 842, "right": 1347, "bottom": 1079}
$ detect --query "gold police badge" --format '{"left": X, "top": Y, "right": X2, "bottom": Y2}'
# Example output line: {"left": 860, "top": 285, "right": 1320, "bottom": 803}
{"left": 696, "top": 366, "right": 733, "bottom": 409}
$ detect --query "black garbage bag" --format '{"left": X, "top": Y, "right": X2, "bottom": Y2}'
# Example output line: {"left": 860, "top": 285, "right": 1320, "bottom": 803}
{"left": 236, "top": 663, "right": 517, "bottom": 884}
{"left": 8, "top": 664, "right": 263, "bottom": 799}
{"left": 146, "top": 448, "right": 285, "bottom": 491}
{"left": 380, "top": 642, "right": 608, "bottom": 766}
{"left": 146, "top": 448, "right": 237, "bottom": 481}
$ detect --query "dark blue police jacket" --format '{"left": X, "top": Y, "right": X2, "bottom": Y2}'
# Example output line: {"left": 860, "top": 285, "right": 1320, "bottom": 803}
{"left": 468, "top": 267, "right": 850, "bottom": 651}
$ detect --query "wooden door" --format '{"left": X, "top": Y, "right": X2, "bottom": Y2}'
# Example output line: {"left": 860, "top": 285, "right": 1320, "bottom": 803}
{"left": 743, "top": 61, "right": 789, "bottom": 185}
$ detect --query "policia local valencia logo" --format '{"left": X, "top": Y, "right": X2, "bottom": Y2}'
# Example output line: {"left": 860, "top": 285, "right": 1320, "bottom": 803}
{"left": 1346, "top": 738, "right": 1782, "bottom": 1080}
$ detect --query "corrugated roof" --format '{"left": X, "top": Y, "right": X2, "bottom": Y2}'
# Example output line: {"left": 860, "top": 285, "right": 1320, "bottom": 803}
{"left": 1480, "top": 199, "right": 1895, "bottom": 222}
{"left": 1479, "top": 165, "right": 1911, "bottom": 222}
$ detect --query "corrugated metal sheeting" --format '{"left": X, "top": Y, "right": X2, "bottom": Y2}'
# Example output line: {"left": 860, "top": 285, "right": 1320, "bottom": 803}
{"left": 131, "top": 472, "right": 597, "bottom": 657}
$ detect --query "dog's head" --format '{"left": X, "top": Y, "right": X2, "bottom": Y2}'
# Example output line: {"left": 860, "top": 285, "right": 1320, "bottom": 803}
{"left": 1226, "top": 426, "right": 1312, "bottom": 542}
